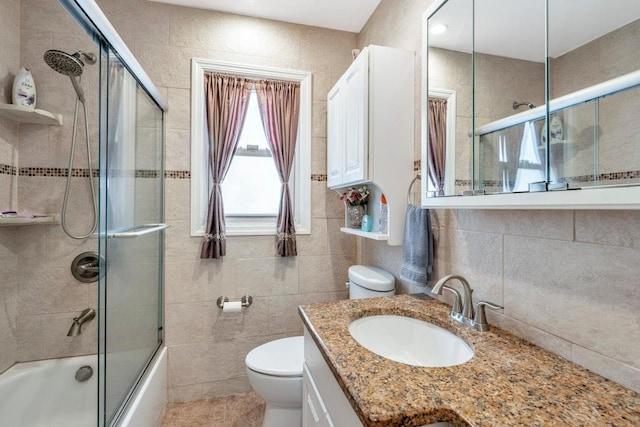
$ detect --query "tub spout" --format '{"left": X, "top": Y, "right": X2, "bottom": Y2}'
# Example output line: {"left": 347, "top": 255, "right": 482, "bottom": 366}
{"left": 67, "top": 308, "right": 96, "bottom": 336}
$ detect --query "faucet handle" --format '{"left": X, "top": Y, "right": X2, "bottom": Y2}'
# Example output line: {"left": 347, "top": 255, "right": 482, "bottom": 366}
{"left": 442, "top": 285, "right": 462, "bottom": 317}
{"left": 473, "top": 301, "right": 503, "bottom": 332}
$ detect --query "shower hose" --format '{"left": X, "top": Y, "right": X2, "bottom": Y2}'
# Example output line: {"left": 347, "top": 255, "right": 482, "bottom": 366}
{"left": 61, "top": 81, "right": 98, "bottom": 240}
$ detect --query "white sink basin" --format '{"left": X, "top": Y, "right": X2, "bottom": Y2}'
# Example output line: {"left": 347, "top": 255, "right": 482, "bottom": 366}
{"left": 348, "top": 315, "right": 474, "bottom": 367}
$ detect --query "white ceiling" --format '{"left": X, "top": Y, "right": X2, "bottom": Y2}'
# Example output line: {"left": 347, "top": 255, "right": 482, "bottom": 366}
{"left": 428, "top": 0, "right": 640, "bottom": 62}
{"left": 148, "top": 0, "right": 382, "bottom": 33}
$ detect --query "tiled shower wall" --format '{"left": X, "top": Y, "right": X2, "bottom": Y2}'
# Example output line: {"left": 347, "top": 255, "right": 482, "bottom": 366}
{"left": 95, "top": 0, "right": 357, "bottom": 401}
{"left": 0, "top": 0, "right": 20, "bottom": 374}
{"left": 359, "top": 0, "right": 640, "bottom": 394}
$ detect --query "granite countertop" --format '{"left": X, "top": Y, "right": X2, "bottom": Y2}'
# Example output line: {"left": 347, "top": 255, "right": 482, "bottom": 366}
{"left": 299, "top": 294, "right": 640, "bottom": 427}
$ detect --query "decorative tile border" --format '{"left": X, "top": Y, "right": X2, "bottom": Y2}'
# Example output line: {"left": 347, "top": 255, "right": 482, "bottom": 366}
{"left": 165, "top": 170, "right": 191, "bottom": 179}
{"left": 12, "top": 163, "right": 638, "bottom": 188}
{"left": 0, "top": 164, "right": 16, "bottom": 176}
{"left": 19, "top": 167, "right": 99, "bottom": 177}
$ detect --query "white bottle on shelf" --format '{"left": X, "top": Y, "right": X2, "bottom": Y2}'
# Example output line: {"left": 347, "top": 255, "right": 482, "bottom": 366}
{"left": 12, "top": 67, "right": 36, "bottom": 109}
{"left": 379, "top": 194, "right": 388, "bottom": 234}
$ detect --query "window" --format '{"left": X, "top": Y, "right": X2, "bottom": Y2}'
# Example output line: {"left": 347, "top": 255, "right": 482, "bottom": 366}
{"left": 221, "top": 89, "right": 282, "bottom": 217}
{"left": 190, "top": 59, "right": 311, "bottom": 236}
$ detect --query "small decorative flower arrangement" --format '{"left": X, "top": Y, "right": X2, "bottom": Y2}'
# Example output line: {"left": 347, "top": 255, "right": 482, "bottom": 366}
{"left": 340, "top": 186, "right": 370, "bottom": 206}
{"left": 340, "top": 186, "right": 369, "bottom": 228}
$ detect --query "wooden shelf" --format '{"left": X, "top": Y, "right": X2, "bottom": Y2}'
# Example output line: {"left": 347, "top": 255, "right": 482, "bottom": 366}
{"left": 0, "top": 103, "right": 63, "bottom": 126}
{"left": 340, "top": 227, "right": 388, "bottom": 240}
{"left": 0, "top": 214, "right": 59, "bottom": 226}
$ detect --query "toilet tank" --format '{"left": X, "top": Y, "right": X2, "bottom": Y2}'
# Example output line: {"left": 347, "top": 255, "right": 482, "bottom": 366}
{"left": 348, "top": 265, "right": 395, "bottom": 299}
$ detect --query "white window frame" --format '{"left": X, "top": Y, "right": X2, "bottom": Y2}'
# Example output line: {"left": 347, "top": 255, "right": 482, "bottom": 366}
{"left": 190, "top": 58, "right": 312, "bottom": 236}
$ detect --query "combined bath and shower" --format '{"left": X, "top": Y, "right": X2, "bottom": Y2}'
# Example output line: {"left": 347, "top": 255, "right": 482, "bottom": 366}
{"left": 43, "top": 50, "right": 98, "bottom": 239}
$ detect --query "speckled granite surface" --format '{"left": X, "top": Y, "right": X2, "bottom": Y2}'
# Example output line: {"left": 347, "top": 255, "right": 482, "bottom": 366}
{"left": 299, "top": 294, "right": 640, "bottom": 427}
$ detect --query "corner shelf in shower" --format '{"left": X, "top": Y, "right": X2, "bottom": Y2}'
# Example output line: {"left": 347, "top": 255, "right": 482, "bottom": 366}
{"left": 0, "top": 214, "right": 59, "bottom": 226}
{"left": 0, "top": 103, "right": 63, "bottom": 126}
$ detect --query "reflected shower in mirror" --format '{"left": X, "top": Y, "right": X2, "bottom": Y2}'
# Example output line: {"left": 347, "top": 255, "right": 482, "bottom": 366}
{"left": 424, "top": 0, "right": 640, "bottom": 197}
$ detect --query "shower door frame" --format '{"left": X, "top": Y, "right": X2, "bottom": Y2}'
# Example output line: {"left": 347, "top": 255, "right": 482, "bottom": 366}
{"left": 57, "top": 1, "right": 167, "bottom": 426}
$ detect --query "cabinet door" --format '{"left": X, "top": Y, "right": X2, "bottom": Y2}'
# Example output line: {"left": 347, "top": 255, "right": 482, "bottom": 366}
{"left": 327, "top": 83, "right": 344, "bottom": 188}
{"left": 303, "top": 364, "right": 328, "bottom": 427}
{"left": 342, "top": 49, "right": 369, "bottom": 185}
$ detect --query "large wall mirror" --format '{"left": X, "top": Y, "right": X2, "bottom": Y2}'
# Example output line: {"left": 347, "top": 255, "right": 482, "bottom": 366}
{"left": 422, "top": 0, "right": 640, "bottom": 209}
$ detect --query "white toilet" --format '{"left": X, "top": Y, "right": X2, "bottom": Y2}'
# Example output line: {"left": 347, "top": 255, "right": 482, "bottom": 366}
{"left": 245, "top": 265, "right": 395, "bottom": 427}
{"left": 347, "top": 265, "right": 396, "bottom": 299}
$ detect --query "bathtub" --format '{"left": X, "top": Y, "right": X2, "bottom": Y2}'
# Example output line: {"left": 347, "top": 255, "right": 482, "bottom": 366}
{"left": 0, "top": 347, "right": 166, "bottom": 427}
{"left": 0, "top": 354, "right": 97, "bottom": 427}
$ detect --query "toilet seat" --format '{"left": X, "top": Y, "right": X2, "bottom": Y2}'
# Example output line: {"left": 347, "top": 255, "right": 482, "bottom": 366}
{"left": 245, "top": 336, "right": 303, "bottom": 377}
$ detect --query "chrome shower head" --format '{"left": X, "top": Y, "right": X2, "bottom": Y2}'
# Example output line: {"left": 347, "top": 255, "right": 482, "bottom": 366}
{"left": 43, "top": 50, "right": 96, "bottom": 103}
{"left": 44, "top": 50, "right": 84, "bottom": 77}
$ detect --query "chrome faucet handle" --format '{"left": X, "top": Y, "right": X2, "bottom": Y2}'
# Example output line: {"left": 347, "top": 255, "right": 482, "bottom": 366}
{"left": 442, "top": 285, "right": 462, "bottom": 317}
{"left": 473, "top": 301, "right": 503, "bottom": 332}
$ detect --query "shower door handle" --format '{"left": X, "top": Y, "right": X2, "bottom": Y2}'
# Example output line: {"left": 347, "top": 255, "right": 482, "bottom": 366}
{"left": 109, "top": 223, "right": 170, "bottom": 238}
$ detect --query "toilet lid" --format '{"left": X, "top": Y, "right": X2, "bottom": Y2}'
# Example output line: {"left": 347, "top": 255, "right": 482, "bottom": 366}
{"left": 245, "top": 336, "right": 304, "bottom": 377}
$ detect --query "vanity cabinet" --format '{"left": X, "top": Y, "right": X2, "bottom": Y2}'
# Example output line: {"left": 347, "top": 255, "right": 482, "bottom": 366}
{"left": 303, "top": 327, "right": 451, "bottom": 427}
{"left": 303, "top": 328, "right": 362, "bottom": 427}
{"left": 327, "top": 45, "right": 414, "bottom": 245}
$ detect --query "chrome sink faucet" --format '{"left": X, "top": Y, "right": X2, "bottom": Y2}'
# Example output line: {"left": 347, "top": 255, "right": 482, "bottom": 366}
{"left": 430, "top": 274, "right": 503, "bottom": 332}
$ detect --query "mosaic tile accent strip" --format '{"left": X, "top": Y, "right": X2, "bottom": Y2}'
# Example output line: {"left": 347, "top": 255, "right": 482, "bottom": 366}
{"left": 135, "top": 170, "right": 160, "bottom": 178}
{"left": 0, "top": 164, "right": 16, "bottom": 176}
{"left": 19, "top": 167, "right": 99, "bottom": 177}
{"left": 165, "top": 170, "right": 191, "bottom": 179}
{"left": 311, "top": 174, "right": 327, "bottom": 182}
{"left": 414, "top": 159, "right": 421, "bottom": 171}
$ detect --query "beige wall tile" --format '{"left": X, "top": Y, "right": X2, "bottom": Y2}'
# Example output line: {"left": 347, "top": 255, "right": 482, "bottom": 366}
{"left": 164, "top": 178, "right": 191, "bottom": 221}
{"left": 237, "top": 17, "right": 301, "bottom": 62}
{"left": 504, "top": 236, "right": 640, "bottom": 370}
{"left": 434, "top": 228, "right": 503, "bottom": 303}
{"left": 134, "top": 42, "right": 207, "bottom": 89}
{"left": 168, "top": 9, "right": 239, "bottom": 52}
{"left": 297, "top": 255, "right": 354, "bottom": 294}
{"left": 165, "top": 302, "right": 205, "bottom": 346}
{"left": 165, "top": 129, "right": 191, "bottom": 171}
{"left": 166, "top": 88, "right": 191, "bottom": 131}
{"left": 17, "top": 312, "right": 97, "bottom": 361}
{"left": 575, "top": 210, "right": 640, "bottom": 249}
{"left": 202, "top": 299, "right": 270, "bottom": 342}
{"left": 296, "top": 218, "right": 329, "bottom": 256}
{"left": 235, "top": 257, "right": 299, "bottom": 297}
{"left": 456, "top": 209, "right": 574, "bottom": 240}
{"left": 168, "top": 341, "right": 238, "bottom": 387}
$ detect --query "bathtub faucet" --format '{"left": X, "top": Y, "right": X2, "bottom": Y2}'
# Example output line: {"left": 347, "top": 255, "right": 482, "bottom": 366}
{"left": 67, "top": 308, "right": 96, "bottom": 336}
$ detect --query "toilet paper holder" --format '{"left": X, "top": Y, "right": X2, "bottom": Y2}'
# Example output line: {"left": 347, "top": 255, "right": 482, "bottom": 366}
{"left": 216, "top": 295, "right": 253, "bottom": 309}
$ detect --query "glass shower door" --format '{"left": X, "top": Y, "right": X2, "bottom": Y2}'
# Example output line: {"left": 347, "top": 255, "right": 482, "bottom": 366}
{"left": 98, "top": 49, "right": 165, "bottom": 426}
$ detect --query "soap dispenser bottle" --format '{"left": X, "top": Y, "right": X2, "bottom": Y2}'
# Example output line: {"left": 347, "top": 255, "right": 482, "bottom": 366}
{"left": 12, "top": 67, "right": 36, "bottom": 108}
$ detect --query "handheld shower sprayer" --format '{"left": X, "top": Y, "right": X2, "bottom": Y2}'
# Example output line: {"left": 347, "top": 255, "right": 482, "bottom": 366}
{"left": 43, "top": 49, "right": 98, "bottom": 239}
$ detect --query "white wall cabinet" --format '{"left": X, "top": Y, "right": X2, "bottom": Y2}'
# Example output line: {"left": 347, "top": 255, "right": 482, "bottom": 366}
{"left": 326, "top": 45, "right": 414, "bottom": 245}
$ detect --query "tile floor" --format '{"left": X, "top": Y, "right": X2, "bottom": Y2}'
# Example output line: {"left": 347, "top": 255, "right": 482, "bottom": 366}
{"left": 161, "top": 391, "right": 265, "bottom": 427}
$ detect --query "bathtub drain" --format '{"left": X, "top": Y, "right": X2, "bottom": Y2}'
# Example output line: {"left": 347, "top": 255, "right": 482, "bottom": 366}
{"left": 75, "top": 365, "right": 93, "bottom": 382}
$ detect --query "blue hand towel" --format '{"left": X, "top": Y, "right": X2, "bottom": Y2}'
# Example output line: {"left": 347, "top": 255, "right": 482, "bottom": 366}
{"left": 399, "top": 204, "right": 433, "bottom": 286}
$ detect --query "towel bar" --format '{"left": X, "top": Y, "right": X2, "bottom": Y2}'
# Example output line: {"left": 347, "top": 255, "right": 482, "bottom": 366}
{"left": 407, "top": 173, "right": 421, "bottom": 204}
